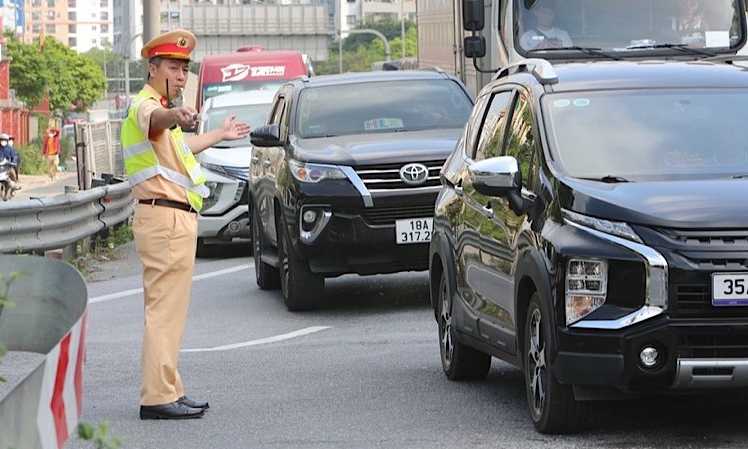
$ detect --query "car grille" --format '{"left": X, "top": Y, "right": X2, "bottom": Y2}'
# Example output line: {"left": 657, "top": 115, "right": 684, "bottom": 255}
{"left": 355, "top": 160, "right": 443, "bottom": 191}
{"left": 647, "top": 227, "right": 748, "bottom": 318}
{"left": 360, "top": 204, "right": 435, "bottom": 226}
{"left": 679, "top": 333, "right": 748, "bottom": 358}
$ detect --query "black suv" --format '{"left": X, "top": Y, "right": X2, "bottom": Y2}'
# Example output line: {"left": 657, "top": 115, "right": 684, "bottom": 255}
{"left": 249, "top": 70, "right": 474, "bottom": 310}
{"left": 430, "top": 58, "right": 748, "bottom": 433}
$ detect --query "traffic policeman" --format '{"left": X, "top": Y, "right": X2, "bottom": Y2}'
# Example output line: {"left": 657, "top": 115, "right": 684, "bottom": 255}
{"left": 122, "top": 29, "right": 250, "bottom": 420}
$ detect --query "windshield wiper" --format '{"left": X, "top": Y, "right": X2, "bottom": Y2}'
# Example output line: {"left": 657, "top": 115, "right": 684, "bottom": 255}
{"left": 624, "top": 43, "right": 716, "bottom": 57}
{"left": 528, "top": 46, "right": 622, "bottom": 61}
{"left": 581, "top": 175, "right": 629, "bottom": 183}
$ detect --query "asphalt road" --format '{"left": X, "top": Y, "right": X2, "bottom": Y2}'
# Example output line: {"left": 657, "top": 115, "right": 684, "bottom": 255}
{"left": 45, "top": 243, "right": 748, "bottom": 449}
{"left": 4, "top": 176, "right": 748, "bottom": 447}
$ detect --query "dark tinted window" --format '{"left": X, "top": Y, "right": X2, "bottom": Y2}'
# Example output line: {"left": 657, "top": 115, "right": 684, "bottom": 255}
{"left": 505, "top": 93, "right": 537, "bottom": 187}
{"left": 296, "top": 79, "right": 473, "bottom": 138}
{"left": 474, "top": 91, "right": 513, "bottom": 161}
{"left": 544, "top": 89, "right": 748, "bottom": 180}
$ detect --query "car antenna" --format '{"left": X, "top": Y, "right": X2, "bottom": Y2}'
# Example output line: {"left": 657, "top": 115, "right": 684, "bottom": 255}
{"left": 166, "top": 79, "right": 178, "bottom": 130}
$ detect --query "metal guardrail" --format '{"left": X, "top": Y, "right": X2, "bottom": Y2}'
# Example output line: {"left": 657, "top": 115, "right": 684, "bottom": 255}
{"left": 0, "top": 182, "right": 133, "bottom": 255}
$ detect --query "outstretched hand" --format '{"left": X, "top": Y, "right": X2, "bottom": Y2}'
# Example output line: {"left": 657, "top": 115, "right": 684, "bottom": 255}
{"left": 220, "top": 115, "right": 251, "bottom": 141}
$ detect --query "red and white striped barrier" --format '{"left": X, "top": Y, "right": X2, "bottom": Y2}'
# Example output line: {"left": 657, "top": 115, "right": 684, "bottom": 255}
{"left": 0, "top": 255, "right": 88, "bottom": 449}
{"left": 37, "top": 312, "right": 87, "bottom": 449}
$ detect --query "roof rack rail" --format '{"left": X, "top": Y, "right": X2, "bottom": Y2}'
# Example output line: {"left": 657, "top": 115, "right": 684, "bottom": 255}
{"left": 495, "top": 58, "right": 558, "bottom": 84}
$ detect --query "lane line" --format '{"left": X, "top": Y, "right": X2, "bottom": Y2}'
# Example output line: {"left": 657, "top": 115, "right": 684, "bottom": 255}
{"left": 181, "top": 326, "right": 331, "bottom": 352}
{"left": 88, "top": 263, "right": 253, "bottom": 304}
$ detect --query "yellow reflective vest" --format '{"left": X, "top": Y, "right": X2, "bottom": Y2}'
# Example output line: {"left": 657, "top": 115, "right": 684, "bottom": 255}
{"left": 122, "top": 90, "right": 209, "bottom": 211}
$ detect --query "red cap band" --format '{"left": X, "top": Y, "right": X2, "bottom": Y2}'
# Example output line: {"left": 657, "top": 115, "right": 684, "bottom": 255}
{"left": 148, "top": 43, "right": 191, "bottom": 60}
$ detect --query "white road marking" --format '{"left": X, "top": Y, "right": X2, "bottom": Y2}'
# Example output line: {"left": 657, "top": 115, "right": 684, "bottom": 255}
{"left": 181, "top": 326, "right": 331, "bottom": 352}
{"left": 88, "top": 263, "right": 253, "bottom": 303}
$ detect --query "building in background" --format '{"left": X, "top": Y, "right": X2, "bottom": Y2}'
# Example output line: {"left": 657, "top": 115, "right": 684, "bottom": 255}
{"left": 113, "top": 0, "right": 143, "bottom": 59}
{"left": 18, "top": 0, "right": 113, "bottom": 53}
{"left": 0, "top": 0, "right": 24, "bottom": 35}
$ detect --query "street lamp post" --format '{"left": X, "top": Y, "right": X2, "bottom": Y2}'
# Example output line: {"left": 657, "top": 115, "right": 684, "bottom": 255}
{"left": 124, "top": 32, "right": 142, "bottom": 106}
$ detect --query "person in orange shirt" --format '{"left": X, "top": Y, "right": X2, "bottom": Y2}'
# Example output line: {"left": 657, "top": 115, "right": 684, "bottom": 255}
{"left": 42, "top": 127, "right": 61, "bottom": 181}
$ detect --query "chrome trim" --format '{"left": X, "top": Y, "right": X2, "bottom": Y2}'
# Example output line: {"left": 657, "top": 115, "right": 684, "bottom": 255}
{"left": 340, "top": 166, "right": 373, "bottom": 208}
{"left": 300, "top": 210, "right": 332, "bottom": 244}
{"left": 570, "top": 305, "right": 664, "bottom": 330}
{"left": 564, "top": 218, "right": 669, "bottom": 330}
{"left": 367, "top": 186, "right": 442, "bottom": 195}
{"left": 672, "top": 359, "right": 748, "bottom": 389}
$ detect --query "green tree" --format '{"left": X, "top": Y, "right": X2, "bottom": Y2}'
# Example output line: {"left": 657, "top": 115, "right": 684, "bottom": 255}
{"left": 315, "top": 19, "right": 418, "bottom": 75}
{"left": 4, "top": 31, "right": 108, "bottom": 112}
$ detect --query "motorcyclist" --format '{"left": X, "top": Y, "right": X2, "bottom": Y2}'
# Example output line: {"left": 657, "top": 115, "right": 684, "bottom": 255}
{"left": 0, "top": 133, "right": 20, "bottom": 191}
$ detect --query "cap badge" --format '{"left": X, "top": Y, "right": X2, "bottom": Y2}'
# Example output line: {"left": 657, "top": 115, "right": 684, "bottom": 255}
{"left": 177, "top": 36, "right": 188, "bottom": 48}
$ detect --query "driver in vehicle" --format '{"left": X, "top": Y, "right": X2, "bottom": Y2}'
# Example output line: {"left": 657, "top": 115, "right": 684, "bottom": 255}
{"left": 520, "top": 0, "right": 573, "bottom": 50}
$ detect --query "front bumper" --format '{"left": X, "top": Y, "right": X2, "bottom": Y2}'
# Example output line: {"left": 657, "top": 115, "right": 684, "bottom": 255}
{"left": 553, "top": 317, "right": 748, "bottom": 393}
{"left": 284, "top": 185, "right": 438, "bottom": 276}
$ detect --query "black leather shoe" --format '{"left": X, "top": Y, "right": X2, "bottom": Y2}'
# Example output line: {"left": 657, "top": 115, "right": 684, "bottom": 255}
{"left": 140, "top": 401, "right": 204, "bottom": 420}
{"left": 177, "top": 395, "right": 210, "bottom": 409}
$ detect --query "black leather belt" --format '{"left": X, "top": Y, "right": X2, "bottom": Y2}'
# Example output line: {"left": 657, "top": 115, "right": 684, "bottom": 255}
{"left": 138, "top": 199, "right": 197, "bottom": 214}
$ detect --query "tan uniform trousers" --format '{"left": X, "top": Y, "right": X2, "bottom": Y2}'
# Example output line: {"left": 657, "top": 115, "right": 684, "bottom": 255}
{"left": 133, "top": 202, "right": 198, "bottom": 406}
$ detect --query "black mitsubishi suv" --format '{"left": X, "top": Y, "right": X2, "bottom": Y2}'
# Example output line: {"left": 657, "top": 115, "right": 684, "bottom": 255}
{"left": 249, "top": 70, "right": 474, "bottom": 310}
{"left": 430, "top": 58, "right": 748, "bottom": 433}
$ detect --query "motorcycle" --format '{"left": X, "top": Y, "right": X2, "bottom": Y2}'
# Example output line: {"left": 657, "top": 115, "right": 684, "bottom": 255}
{"left": 0, "top": 157, "right": 16, "bottom": 201}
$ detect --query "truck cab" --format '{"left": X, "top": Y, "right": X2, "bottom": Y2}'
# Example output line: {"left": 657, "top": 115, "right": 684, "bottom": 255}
{"left": 490, "top": 0, "right": 745, "bottom": 65}
{"left": 420, "top": 0, "right": 748, "bottom": 93}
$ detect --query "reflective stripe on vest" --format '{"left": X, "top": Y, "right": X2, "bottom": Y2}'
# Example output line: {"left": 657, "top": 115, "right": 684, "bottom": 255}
{"left": 122, "top": 90, "right": 209, "bottom": 211}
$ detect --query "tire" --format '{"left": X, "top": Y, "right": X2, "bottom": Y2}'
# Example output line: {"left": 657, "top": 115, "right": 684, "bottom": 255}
{"left": 277, "top": 218, "right": 323, "bottom": 311}
{"left": 437, "top": 270, "right": 491, "bottom": 380}
{"left": 524, "top": 292, "right": 588, "bottom": 434}
{"left": 252, "top": 206, "right": 280, "bottom": 290}
{"left": 196, "top": 237, "right": 215, "bottom": 258}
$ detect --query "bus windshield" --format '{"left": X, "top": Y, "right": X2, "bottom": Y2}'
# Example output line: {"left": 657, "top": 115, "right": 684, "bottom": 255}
{"left": 515, "top": 0, "right": 744, "bottom": 57}
{"left": 202, "top": 80, "right": 286, "bottom": 104}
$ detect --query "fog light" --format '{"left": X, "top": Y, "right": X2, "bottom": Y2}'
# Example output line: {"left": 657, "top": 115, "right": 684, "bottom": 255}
{"left": 302, "top": 210, "right": 317, "bottom": 223}
{"left": 640, "top": 346, "right": 659, "bottom": 368}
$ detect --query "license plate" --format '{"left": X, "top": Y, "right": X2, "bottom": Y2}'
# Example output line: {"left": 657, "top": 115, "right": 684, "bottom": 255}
{"left": 395, "top": 218, "right": 433, "bottom": 244}
{"left": 712, "top": 273, "right": 748, "bottom": 306}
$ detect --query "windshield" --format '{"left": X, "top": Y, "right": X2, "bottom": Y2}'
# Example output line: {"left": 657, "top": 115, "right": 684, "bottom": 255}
{"left": 203, "top": 103, "right": 271, "bottom": 148}
{"left": 202, "top": 81, "right": 286, "bottom": 103}
{"left": 516, "top": 0, "right": 744, "bottom": 56}
{"left": 544, "top": 89, "right": 748, "bottom": 181}
{"left": 296, "top": 79, "right": 473, "bottom": 138}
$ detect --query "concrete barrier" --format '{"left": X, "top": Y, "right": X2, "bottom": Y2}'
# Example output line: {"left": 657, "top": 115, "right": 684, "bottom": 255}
{"left": 0, "top": 255, "right": 88, "bottom": 449}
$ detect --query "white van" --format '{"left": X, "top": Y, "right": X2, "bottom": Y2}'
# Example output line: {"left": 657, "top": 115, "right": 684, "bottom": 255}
{"left": 195, "top": 90, "right": 276, "bottom": 257}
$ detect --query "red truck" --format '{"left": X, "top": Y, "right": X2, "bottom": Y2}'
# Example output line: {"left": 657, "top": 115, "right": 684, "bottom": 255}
{"left": 195, "top": 46, "right": 310, "bottom": 111}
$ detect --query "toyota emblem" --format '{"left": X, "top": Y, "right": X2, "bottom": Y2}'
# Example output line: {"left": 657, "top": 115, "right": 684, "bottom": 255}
{"left": 399, "top": 163, "right": 429, "bottom": 186}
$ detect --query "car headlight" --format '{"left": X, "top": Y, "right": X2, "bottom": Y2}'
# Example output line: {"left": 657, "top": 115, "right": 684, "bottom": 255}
{"left": 201, "top": 181, "right": 222, "bottom": 212}
{"left": 566, "top": 258, "right": 607, "bottom": 325}
{"left": 287, "top": 159, "right": 347, "bottom": 183}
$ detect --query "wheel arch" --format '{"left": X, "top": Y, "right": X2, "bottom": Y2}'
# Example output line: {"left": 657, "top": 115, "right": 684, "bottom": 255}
{"left": 514, "top": 245, "right": 556, "bottom": 368}
{"left": 429, "top": 231, "right": 457, "bottom": 322}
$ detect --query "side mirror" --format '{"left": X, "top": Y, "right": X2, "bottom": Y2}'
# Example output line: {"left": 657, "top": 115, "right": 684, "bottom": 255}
{"left": 469, "top": 156, "right": 531, "bottom": 215}
{"left": 462, "top": 0, "right": 485, "bottom": 31}
{"left": 250, "top": 124, "right": 283, "bottom": 147}
{"left": 464, "top": 36, "right": 487, "bottom": 58}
